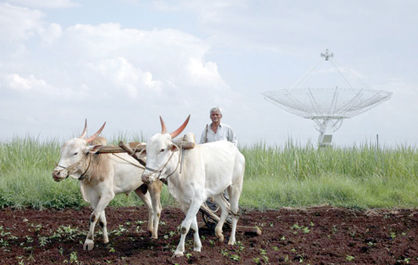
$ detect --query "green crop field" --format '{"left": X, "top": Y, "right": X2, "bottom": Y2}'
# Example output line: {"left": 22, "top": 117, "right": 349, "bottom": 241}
{"left": 0, "top": 137, "right": 416, "bottom": 209}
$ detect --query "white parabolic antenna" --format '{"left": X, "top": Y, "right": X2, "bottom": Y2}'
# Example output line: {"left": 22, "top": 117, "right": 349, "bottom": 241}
{"left": 263, "top": 50, "right": 392, "bottom": 146}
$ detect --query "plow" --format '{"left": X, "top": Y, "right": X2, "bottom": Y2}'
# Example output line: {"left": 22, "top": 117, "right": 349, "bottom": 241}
{"left": 95, "top": 138, "right": 261, "bottom": 236}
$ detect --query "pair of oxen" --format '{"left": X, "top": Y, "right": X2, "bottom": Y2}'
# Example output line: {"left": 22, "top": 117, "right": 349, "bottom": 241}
{"left": 52, "top": 116, "right": 245, "bottom": 257}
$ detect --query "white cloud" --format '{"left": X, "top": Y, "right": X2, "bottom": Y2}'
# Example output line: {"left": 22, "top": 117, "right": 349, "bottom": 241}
{"left": 92, "top": 57, "right": 162, "bottom": 98}
{"left": 153, "top": 0, "right": 248, "bottom": 22}
{"left": 0, "top": 3, "right": 43, "bottom": 41}
{"left": 0, "top": 19, "right": 233, "bottom": 113}
{"left": 54, "top": 24, "right": 229, "bottom": 101}
{"left": 142, "top": 72, "right": 161, "bottom": 91}
{"left": 4, "top": 73, "right": 47, "bottom": 92}
{"left": 38, "top": 23, "right": 62, "bottom": 44}
{"left": 1, "top": 73, "right": 90, "bottom": 99}
{"left": 188, "top": 58, "right": 220, "bottom": 83}
{"left": 9, "top": 0, "right": 78, "bottom": 9}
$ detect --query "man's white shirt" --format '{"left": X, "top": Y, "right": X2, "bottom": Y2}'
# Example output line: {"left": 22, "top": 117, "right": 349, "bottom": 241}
{"left": 200, "top": 123, "right": 237, "bottom": 146}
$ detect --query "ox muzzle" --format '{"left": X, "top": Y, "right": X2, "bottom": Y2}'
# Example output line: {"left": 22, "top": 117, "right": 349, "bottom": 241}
{"left": 141, "top": 168, "right": 160, "bottom": 184}
{"left": 52, "top": 166, "right": 69, "bottom": 182}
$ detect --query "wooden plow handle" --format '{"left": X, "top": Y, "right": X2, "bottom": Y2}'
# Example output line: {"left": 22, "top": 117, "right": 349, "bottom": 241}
{"left": 199, "top": 204, "right": 262, "bottom": 236}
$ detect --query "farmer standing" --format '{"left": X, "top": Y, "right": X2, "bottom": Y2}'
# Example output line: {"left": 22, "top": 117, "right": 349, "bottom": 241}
{"left": 200, "top": 107, "right": 237, "bottom": 145}
{"left": 200, "top": 106, "right": 237, "bottom": 212}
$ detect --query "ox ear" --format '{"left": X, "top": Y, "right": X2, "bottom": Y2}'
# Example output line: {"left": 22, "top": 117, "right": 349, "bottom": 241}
{"left": 169, "top": 143, "right": 179, "bottom": 152}
{"left": 170, "top": 115, "right": 190, "bottom": 139}
{"left": 87, "top": 144, "right": 103, "bottom": 154}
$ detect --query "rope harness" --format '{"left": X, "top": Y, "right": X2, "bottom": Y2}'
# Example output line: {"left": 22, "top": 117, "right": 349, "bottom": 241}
{"left": 142, "top": 143, "right": 183, "bottom": 181}
{"left": 55, "top": 153, "right": 92, "bottom": 181}
{"left": 111, "top": 153, "right": 146, "bottom": 169}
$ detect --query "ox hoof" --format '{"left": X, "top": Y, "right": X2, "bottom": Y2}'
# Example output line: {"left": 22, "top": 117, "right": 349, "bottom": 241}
{"left": 193, "top": 247, "right": 202, "bottom": 252}
{"left": 173, "top": 251, "right": 184, "bottom": 257}
{"left": 83, "top": 240, "right": 94, "bottom": 251}
{"left": 103, "top": 234, "right": 109, "bottom": 244}
{"left": 228, "top": 239, "right": 235, "bottom": 245}
{"left": 193, "top": 241, "right": 202, "bottom": 252}
{"left": 216, "top": 233, "right": 224, "bottom": 242}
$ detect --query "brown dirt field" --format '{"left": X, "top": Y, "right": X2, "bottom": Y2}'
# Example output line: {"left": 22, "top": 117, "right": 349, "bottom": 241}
{"left": 0, "top": 206, "right": 416, "bottom": 264}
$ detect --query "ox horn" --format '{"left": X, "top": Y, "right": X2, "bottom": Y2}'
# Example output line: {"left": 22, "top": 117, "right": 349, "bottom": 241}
{"left": 170, "top": 115, "right": 190, "bottom": 139}
{"left": 159, "top": 116, "right": 167, "bottom": 134}
{"left": 85, "top": 122, "right": 106, "bottom": 143}
{"left": 80, "top": 119, "right": 88, "bottom": 138}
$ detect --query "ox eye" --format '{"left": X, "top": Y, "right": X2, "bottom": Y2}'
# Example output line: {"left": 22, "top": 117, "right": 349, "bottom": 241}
{"left": 160, "top": 148, "right": 165, "bottom": 152}
{"left": 73, "top": 152, "right": 78, "bottom": 156}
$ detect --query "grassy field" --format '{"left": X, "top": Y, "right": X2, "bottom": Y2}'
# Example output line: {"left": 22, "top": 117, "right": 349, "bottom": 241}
{"left": 241, "top": 142, "right": 417, "bottom": 209}
{"left": 0, "top": 137, "right": 416, "bottom": 209}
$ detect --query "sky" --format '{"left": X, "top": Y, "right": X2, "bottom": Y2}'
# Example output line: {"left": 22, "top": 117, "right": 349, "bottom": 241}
{"left": 1, "top": 0, "right": 417, "bottom": 147}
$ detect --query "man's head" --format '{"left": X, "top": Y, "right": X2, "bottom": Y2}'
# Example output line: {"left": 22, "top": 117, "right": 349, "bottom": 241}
{"left": 210, "top": 107, "right": 222, "bottom": 124}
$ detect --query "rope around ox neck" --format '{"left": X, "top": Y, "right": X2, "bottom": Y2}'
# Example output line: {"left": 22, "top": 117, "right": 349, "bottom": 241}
{"left": 143, "top": 143, "right": 183, "bottom": 181}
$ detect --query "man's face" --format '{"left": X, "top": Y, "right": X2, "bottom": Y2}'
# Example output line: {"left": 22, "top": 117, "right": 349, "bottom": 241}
{"left": 210, "top": 111, "right": 222, "bottom": 124}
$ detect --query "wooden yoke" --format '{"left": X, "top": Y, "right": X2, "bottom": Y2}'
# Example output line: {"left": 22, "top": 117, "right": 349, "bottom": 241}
{"left": 96, "top": 142, "right": 146, "bottom": 166}
{"left": 118, "top": 141, "right": 146, "bottom": 166}
{"left": 95, "top": 146, "right": 125, "bottom": 153}
{"left": 96, "top": 133, "right": 194, "bottom": 155}
{"left": 96, "top": 143, "right": 145, "bottom": 154}
{"left": 174, "top": 132, "right": 196, "bottom": 150}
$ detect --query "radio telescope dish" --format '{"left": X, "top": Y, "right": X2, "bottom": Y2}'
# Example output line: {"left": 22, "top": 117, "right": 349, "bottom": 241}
{"left": 263, "top": 49, "right": 392, "bottom": 146}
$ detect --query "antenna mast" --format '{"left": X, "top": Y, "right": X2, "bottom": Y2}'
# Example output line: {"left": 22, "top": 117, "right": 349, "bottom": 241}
{"left": 320, "top": 49, "right": 334, "bottom": 61}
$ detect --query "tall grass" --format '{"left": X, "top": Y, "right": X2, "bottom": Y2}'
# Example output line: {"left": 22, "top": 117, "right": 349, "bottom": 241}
{"left": 241, "top": 141, "right": 417, "bottom": 209}
{"left": 0, "top": 137, "right": 416, "bottom": 209}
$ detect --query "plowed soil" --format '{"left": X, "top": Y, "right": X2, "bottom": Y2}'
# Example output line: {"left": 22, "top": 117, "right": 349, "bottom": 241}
{"left": 0, "top": 206, "right": 416, "bottom": 264}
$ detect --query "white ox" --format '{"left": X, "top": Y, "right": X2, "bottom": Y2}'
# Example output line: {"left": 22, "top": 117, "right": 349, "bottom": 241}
{"left": 52, "top": 121, "right": 162, "bottom": 251}
{"left": 141, "top": 116, "right": 245, "bottom": 257}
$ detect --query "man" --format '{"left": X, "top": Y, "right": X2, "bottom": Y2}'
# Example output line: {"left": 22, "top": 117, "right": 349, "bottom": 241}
{"left": 200, "top": 107, "right": 237, "bottom": 218}
{"left": 200, "top": 107, "right": 237, "bottom": 145}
